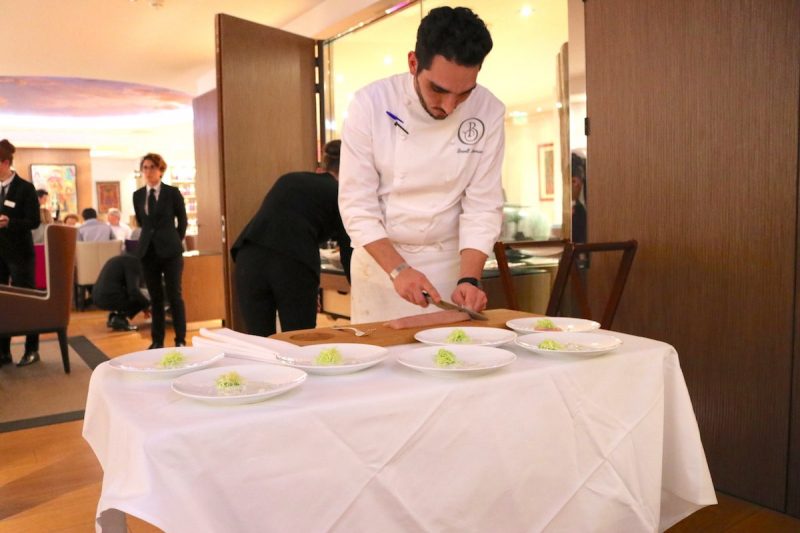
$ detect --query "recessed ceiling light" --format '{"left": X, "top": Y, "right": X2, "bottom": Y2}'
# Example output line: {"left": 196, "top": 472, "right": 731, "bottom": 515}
{"left": 383, "top": 55, "right": 393, "bottom": 65}
{"left": 520, "top": 6, "right": 534, "bottom": 17}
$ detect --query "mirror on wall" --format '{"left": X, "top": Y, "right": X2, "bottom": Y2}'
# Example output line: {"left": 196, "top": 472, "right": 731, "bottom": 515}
{"left": 323, "top": 0, "right": 572, "bottom": 243}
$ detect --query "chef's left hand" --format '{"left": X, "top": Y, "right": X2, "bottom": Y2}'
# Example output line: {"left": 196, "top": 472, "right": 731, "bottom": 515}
{"left": 452, "top": 283, "right": 487, "bottom": 313}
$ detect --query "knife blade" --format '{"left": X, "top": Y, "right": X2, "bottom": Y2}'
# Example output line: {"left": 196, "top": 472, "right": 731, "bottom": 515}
{"left": 421, "top": 290, "right": 489, "bottom": 320}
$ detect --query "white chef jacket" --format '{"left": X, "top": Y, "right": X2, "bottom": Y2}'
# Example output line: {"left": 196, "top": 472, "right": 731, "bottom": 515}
{"left": 339, "top": 72, "right": 505, "bottom": 322}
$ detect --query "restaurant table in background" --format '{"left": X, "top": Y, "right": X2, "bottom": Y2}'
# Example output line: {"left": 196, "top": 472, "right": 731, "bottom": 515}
{"left": 83, "top": 326, "right": 716, "bottom": 532}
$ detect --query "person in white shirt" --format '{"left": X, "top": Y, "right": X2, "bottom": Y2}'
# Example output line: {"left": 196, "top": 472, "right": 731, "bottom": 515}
{"left": 77, "top": 207, "right": 115, "bottom": 241}
{"left": 338, "top": 6, "right": 505, "bottom": 322}
{"left": 107, "top": 207, "right": 132, "bottom": 241}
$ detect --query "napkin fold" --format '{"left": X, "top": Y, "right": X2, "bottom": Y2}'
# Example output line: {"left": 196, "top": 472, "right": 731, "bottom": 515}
{"left": 193, "top": 327, "right": 300, "bottom": 363}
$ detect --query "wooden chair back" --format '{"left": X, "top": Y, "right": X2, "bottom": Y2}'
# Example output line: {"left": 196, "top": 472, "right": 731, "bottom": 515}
{"left": 494, "top": 239, "right": 638, "bottom": 330}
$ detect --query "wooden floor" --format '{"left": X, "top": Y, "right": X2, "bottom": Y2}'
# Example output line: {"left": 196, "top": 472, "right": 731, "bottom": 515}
{"left": 2, "top": 310, "right": 800, "bottom": 532}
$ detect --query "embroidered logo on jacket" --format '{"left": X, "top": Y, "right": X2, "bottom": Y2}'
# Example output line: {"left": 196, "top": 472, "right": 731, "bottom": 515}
{"left": 458, "top": 118, "right": 485, "bottom": 145}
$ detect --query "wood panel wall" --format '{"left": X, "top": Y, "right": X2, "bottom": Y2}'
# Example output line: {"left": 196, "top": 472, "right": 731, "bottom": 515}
{"left": 14, "top": 148, "right": 92, "bottom": 214}
{"left": 585, "top": 0, "right": 800, "bottom": 511}
{"left": 216, "top": 14, "right": 318, "bottom": 329}
{"left": 192, "top": 90, "right": 222, "bottom": 253}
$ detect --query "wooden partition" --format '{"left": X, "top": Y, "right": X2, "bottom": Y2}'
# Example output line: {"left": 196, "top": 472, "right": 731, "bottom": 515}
{"left": 192, "top": 90, "right": 222, "bottom": 254}
{"left": 584, "top": 0, "right": 800, "bottom": 512}
{"left": 215, "top": 14, "right": 318, "bottom": 329}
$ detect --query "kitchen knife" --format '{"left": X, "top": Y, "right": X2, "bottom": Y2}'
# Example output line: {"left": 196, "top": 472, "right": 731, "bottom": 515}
{"left": 421, "top": 290, "right": 489, "bottom": 320}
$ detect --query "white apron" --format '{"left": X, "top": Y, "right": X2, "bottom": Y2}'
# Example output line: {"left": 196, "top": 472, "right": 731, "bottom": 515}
{"left": 350, "top": 244, "right": 459, "bottom": 323}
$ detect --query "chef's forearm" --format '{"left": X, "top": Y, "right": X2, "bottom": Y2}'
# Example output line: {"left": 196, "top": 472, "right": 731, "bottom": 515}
{"left": 459, "top": 248, "right": 487, "bottom": 280}
{"left": 364, "top": 238, "right": 407, "bottom": 275}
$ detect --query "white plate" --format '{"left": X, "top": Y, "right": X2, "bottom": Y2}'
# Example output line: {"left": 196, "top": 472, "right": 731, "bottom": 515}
{"left": 171, "top": 364, "right": 306, "bottom": 405}
{"left": 277, "top": 343, "right": 389, "bottom": 375}
{"left": 397, "top": 345, "right": 517, "bottom": 376}
{"left": 515, "top": 332, "right": 623, "bottom": 357}
{"left": 109, "top": 347, "right": 225, "bottom": 377}
{"left": 414, "top": 326, "right": 517, "bottom": 347}
{"left": 506, "top": 316, "right": 601, "bottom": 334}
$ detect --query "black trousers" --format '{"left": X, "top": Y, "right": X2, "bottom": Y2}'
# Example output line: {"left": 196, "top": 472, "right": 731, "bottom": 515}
{"left": 235, "top": 244, "right": 318, "bottom": 337}
{"left": 93, "top": 292, "right": 148, "bottom": 320}
{"left": 141, "top": 249, "right": 185, "bottom": 344}
{"left": 0, "top": 254, "right": 39, "bottom": 354}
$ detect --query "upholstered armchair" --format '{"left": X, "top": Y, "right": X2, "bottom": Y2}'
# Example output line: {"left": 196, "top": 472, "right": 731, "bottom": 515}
{"left": 0, "top": 224, "right": 77, "bottom": 373}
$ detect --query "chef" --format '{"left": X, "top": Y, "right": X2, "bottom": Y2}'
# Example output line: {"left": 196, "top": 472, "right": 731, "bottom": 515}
{"left": 339, "top": 6, "right": 505, "bottom": 323}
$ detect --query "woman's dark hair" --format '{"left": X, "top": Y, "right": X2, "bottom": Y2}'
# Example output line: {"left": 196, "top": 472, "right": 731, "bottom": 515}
{"left": 140, "top": 152, "right": 167, "bottom": 172}
{"left": 37, "top": 189, "right": 49, "bottom": 199}
{"left": 415, "top": 7, "right": 493, "bottom": 71}
{"left": 0, "top": 139, "right": 16, "bottom": 164}
{"left": 323, "top": 140, "right": 341, "bottom": 173}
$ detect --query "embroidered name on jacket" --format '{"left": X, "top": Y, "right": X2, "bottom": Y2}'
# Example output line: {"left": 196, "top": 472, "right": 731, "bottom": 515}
{"left": 458, "top": 118, "right": 485, "bottom": 145}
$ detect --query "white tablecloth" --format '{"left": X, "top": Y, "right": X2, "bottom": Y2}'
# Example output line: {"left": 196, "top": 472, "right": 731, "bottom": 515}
{"left": 83, "top": 333, "right": 716, "bottom": 533}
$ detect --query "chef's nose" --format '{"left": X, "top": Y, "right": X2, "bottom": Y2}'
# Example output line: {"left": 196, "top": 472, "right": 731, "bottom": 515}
{"left": 440, "top": 94, "right": 459, "bottom": 115}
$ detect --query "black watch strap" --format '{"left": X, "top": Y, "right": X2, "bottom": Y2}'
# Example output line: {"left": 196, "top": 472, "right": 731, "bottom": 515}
{"left": 457, "top": 277, "right": 481, "bottom": 288}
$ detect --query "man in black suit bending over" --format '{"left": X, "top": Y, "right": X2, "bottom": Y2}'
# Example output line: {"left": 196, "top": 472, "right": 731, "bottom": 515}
{"left": 0, "top": 139, "right": 42, "bottom": 367}
{"left": 93, "top": 254, "right": 150, "bottom": 332}
{"left": 133, "top": 153, "right": 188, "bottom": 349}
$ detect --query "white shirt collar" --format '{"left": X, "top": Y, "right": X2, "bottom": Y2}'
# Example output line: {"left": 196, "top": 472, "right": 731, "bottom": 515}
{"left": 146, "top": 182, "right": 161, "bottom": 194}
{"left": 1, "top": 172, "right": 16, "bottom": 189}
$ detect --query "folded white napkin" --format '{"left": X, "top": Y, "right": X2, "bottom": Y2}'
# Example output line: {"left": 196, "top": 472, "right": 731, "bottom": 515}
{"left": 195, "top": 327, "right": 300, "bottom": 363}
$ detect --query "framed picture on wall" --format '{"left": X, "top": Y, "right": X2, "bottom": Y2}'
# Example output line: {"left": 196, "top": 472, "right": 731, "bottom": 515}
{"left": 96, "top": 181, "right": 121, "bottom": 214}
{"left": 30, "top": 164, "right": 78, "bottom": 215}
{"left": 538, "top": 143, "right": 555, "bottom": 201}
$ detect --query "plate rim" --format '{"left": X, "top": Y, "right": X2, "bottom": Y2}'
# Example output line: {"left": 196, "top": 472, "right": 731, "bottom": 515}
{"left": 505, "top": 316, "right": 601, "bottom": 333}
{"left": 514, "top": 331, "right": 623, "bottom": 356}
{"left": 397, "top": 345, "right": 517, "bottom": 373}
{"left": 171, "top": 364, "right": 307, "bottom": 401}
{"left": 286, "top": 343, "right": 390, "bottom": 370}
{"left": 109, "top": 347, "right": 225, "bottom": 373}
{"left": 413, "top": 326, "right": 517, "bottom": 346}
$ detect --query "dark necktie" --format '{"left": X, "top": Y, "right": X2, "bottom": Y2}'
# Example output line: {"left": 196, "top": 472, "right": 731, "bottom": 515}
{"left": 0, "top": 185, "right": 6, "bottom": 206}
{"left": 147, "top": 188, "right": 157, "bottom": 217}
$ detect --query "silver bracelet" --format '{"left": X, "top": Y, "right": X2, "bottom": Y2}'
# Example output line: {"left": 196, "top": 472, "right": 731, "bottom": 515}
{"left": 389, "top": 262, "right": 410, "bottom": 281}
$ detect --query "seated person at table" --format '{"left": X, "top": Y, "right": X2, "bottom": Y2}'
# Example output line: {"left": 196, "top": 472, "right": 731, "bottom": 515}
{"left": 78, "top": 207, "right": 114, "bottom": 241}
{"left": 93, "top": 253, "right": 150, "bottom": 331}
{"left": 231, "top": 140, "right": 352, "bottom": 337}
{"left": 107, "top": 207, "right": 132, "bottom": 241}
{"left": 62, "top": 213, "right": 80, "bottom": 226}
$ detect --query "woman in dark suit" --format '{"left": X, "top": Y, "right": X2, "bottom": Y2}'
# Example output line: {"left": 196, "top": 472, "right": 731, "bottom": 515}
{"left": 133, "top": 153, "right": 188, "bottom": 349}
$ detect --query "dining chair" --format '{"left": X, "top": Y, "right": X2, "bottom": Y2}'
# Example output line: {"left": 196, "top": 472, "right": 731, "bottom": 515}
{"left": 0, "top": 224, "right": 77, "bottom": 373}
{"left": 494, "top": 239, "right": 638, "bottom": 330}
{"left": 492, "top": 239, "right": 570, "bottom": 312}
{"left": 74, "top": 240, "right": 123, "bottom": 309}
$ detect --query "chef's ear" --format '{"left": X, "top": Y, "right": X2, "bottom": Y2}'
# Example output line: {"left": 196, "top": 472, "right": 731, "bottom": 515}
{"left": 408, "top": 51, "right": 418, "bottom": 76}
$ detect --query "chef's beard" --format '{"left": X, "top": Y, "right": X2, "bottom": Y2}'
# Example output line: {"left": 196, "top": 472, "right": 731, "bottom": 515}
{"left": 413, "top": 74, "right": 448, "bottom": 120}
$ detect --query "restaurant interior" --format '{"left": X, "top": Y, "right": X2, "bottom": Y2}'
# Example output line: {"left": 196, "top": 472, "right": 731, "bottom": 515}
{"left": 1, "top": 0, "right": 799, "bottom": 531}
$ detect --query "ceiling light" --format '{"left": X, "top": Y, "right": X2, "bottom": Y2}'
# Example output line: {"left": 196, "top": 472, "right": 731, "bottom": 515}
{"left": 520, "top": 6, "right": 534, "bottom": 17}
{"left": 383, "top": 55, "right": 393, "bottom": 66}
{"left": 555, "top": 102, "right": 563, "bottom": 109}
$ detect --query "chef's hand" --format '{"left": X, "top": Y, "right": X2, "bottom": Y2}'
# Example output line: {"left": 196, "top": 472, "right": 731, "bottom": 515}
{"left": 393, "top": 267, "right": 440, "bottom": 307}
{"left": 0, "top": 215, "right": 8, "bottom": 229}
{"left": 452, "top": 283, "right": 487, "bottom": 313}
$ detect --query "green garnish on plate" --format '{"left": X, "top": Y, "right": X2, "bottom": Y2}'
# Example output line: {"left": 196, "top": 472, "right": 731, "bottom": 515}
{"left": 445, "top": 328, "right": 471, "bottom": 344}
{"left": 215, "top": 371, "right": 245, "bottom": 392}
{"left": 157, "top": 350, "right": 186, "bottom": 368}
{"left": 534, "top": 318, "right": 561, "bottom": 331}
{"left": 435, "top": 348, "right": 458, "bottom": 367}
{"left": 315, "top": 347, "right": 343, "bottom": 365}
{"left": 537, "top": 339, "right": 565, "bottom": 351}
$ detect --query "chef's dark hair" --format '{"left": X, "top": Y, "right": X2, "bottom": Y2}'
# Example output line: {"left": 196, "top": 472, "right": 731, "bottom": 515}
{"left": 323, "top": 140, "right": 341, "bottom": 173}
{"left": 0, "top": 139, "right": 15, "bottom": 164}
{"left": 415, "top": 7, "right": 493, "bottom": 71}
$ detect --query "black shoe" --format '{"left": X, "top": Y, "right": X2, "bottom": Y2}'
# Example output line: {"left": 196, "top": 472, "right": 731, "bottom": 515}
{"left": 110, "top": 316, "right": 138, "bottom": 332}
{"left": 107, "top": 312, "right": 117, "bottom": 327}
{"left": 17, "top": 352, "right": 40, "bottom": 367}
{"left": 148, "top": 342, "right": 164, "bottom": 350}
{"left": 0, "top": 353, "right": 11, "bottom": 366}
{"left": 175, "top": 341, "right": 186, "bottom": 347}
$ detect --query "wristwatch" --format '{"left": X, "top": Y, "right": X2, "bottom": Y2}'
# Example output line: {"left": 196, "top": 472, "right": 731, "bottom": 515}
{"left": 457, "top": 277, "right": 482, "bottom": 289}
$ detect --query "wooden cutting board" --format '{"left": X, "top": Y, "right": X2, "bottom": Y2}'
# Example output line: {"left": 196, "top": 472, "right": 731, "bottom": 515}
{"left": 269, "top": 308, "right": 539, "bottom": 347}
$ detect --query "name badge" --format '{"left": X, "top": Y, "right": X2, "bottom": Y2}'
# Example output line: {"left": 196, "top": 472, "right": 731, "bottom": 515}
{"left": 3, "top": 200, "right": 15, "bottom": 208}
